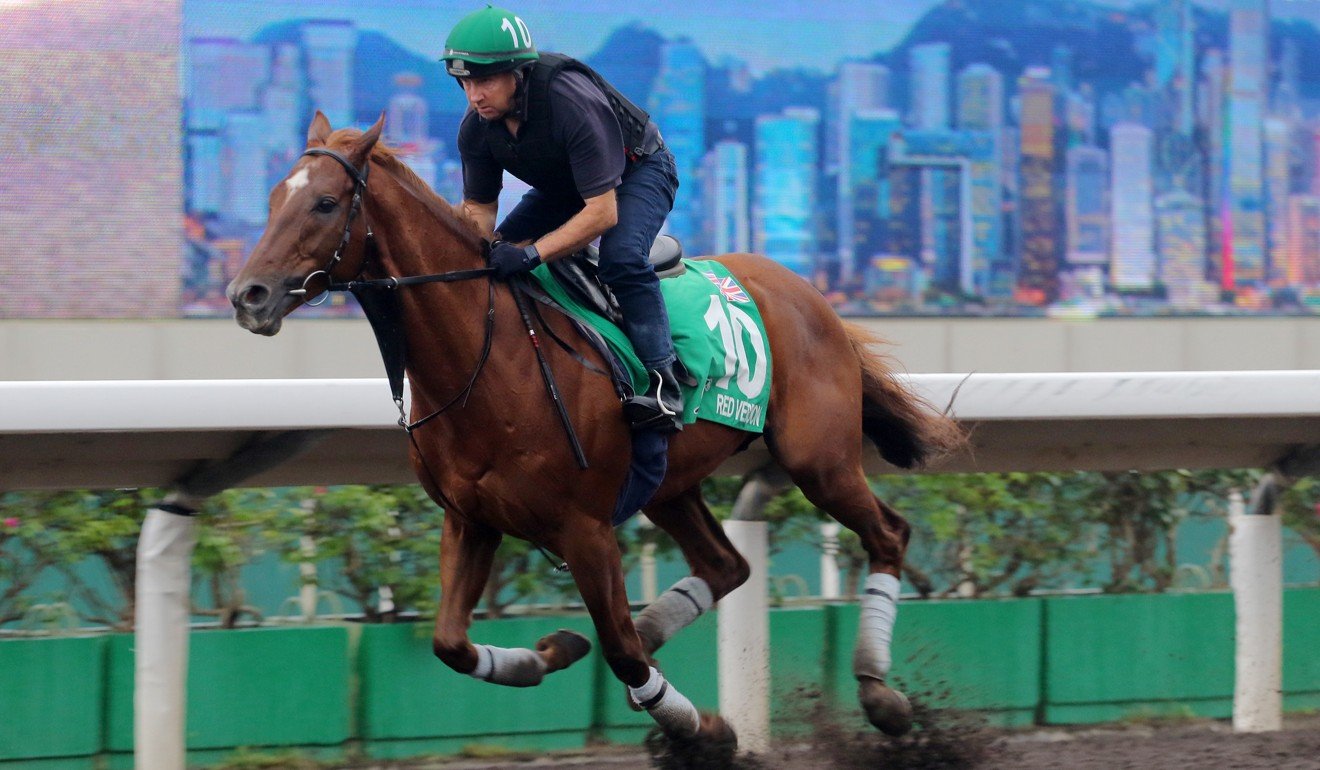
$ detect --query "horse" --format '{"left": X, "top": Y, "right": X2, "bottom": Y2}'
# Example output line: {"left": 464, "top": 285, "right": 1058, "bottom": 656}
{"left": 227, "top": 111, "right": 965, "bottom": 755}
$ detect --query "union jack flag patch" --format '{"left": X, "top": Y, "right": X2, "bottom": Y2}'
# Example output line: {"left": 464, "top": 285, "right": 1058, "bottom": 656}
{"left": 702, "top": 270, "right": 750, "bottom": 304}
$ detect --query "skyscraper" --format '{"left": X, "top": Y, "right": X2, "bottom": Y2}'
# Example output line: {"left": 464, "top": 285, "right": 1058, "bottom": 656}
{"left": 958, "top": 64, "right": 1009, "bottom": 296}
{"left": 1226, "top": 0, "right": 1269, "bottom": 288}
{"left": 957, "top": 64, "right": 1004, "bottom": 134}
{"left": 829, "top": 62, "right": 891, "bottom": 169}
{"left": 1110, "top": 123, "right": 1156, "bottom": 291}
{"left": 1264, "top": 117, "right": 1291, "bottom": 285}
{"left": 893, "top": 130, "right": 1000, "bottom": 296}
{"left": 1285, "top": 194, "right": 1320, "bottom": 284}
{"left": 1017, "top": 67, "right": 1062, "bottom": 304}
{"left": 910, "top": 43, "right": 951, "bottom": 130}
{"left": 387, "top": 72, "right": 438, "bottom": 190}
{"left": 187, "top": 134, "right": 224, "bottom": 215}
{"left": 301, "top": 21, "right": 357, "bottom": 128}
{"left": 701, "top": 141, "right": 750, "bottom": 255}
{"left": 848, "top": 110, "right": 903, "bottom": 285}
{"left": 1199, "top": 49, "right": 1228, "bottom": 282}
{"left": 1157, "top": 190, "right": 1210, "bottom": 310}
{"left": 261, "top": 44, "right": 304, "bottom": 157}
{"left": 387, "top": 73, "right": 428, "bottom": 148}
{"left": 1154, "top": 0, "right": 1195, "bottom": 135}
{"left": 832, "top": 61, "right": 891, "bottom": 285}
{"left": 754, "top": 108, "right": 819, "bottom": 276}
{"left": 186, "top": 38, "right": 270, "bottom": 132}
{"left": 1066, "top": 145, "right": 1109, "bottom": 269}
{"left": 648, "top": 40, "right": 706, "bottom": 245}
{"left": 222, "top": 112, "right": 273, "bottom": 226}
{"left": 910, "top": 43, "right": 953, "bottom": 298}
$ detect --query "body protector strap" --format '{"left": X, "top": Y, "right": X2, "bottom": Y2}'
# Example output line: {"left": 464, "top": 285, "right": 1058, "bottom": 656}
{"left": 530, "top": 52, "right": 651, "bottom": 158}
{"left": 483, "top": 52, "right": 652, "bottom": 183}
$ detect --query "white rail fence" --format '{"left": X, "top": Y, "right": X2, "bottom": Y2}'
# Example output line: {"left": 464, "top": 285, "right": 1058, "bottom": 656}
{"left": 3, "top": 371, "right": 1318, "bottom": 765}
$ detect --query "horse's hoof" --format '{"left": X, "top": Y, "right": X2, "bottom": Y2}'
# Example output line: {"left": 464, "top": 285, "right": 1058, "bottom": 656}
{"left": 696, "top": 712, "right": 738, "bottom": 748}
{"left": 644, "top": 712, "right": 738, "bottom": 769}
{"left": 535, "top": 629, "right": 591, "bottom": 673}
{"left": 858, "top": 676, "right": 912, "bottom": 736}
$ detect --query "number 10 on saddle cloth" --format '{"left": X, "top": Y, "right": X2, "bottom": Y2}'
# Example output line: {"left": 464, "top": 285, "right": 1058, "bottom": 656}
{"left": 530, "top": 258, "right": 771, "bottom": 433}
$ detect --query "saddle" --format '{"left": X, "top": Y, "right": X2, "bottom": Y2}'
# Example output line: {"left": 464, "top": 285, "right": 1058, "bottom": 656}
{"left": 546, "top": 235, "right": 685, "bottom": 326}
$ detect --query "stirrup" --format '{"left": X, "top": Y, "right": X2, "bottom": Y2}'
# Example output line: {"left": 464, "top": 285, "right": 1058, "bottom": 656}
{"left": 623, "top": 369, "right": 683, "bottom": 433}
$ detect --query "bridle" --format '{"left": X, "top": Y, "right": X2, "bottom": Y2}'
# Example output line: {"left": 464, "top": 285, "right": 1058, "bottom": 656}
{"left": 289, "top": 147, "right": 375, "bottom": 306}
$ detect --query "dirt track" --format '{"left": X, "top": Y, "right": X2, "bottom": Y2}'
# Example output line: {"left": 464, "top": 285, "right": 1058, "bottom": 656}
{"left": 342, "top": 713, "right": 1320, "bottom": 770}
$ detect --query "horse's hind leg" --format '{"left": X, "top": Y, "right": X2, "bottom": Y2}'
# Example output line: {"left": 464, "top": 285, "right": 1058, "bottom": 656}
{"left": 633, "top": 485, "right": 750, "bottom": 656}
{"left": 557, "top": 517, "right": 735, "bottom": 750}
{"left": 767, "top": 426, "right": 915, "bottom": 735}
{"left": 430, "top": 514, "right": 591, "bottom": 686}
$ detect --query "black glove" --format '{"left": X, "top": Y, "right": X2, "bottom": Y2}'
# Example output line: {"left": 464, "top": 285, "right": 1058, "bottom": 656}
{"left": 488, "top": 241, "right": 542, "bottom": 280}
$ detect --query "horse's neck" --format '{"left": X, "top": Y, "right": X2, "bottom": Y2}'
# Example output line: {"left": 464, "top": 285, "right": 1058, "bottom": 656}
{"left": 363, "top": 174, "right": 517, "bottom": 411}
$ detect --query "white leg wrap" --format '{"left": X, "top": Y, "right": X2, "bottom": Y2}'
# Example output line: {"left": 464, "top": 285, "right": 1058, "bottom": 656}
{"left": 629, "top": 666, "right": 700, "bottom": 737}
{"left": 468, "top": 644, "right": 547, "bottom": 688}
{"left": 634, "top": 576, "right": 713, "bottom": 650}
{"left": 853, "top": 572, "right": 900, "bottom": 681}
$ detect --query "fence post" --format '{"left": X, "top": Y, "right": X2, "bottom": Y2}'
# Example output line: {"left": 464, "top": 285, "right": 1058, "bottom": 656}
{"left": 135, "top": 505, "right": 197, "bottom": 770}
{"left": 718, "top": 467, "right": 788, "bottom": 754}
{"left": 820, "top": 522, "right": 841, "bottom": 600}
{"left": 1229, "top": 478, "right": 1283, "bottom": 733}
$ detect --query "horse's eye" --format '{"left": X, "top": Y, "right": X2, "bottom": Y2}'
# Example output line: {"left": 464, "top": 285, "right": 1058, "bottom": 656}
{"left": 315, "top": 197, "right": 337, "bottom": 213}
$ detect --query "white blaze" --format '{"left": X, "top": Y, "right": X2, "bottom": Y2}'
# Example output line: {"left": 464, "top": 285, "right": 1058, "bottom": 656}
{"left": 284, "top": 167, "right": 311, "bottom": 195}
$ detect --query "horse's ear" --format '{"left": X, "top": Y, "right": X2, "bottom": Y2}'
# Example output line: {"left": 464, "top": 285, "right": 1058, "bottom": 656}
{"left": 348, "top": 112, "right": 386, "bottom": 168}
{"left": 306, "top": 111, "right": 332, "bottom": 148}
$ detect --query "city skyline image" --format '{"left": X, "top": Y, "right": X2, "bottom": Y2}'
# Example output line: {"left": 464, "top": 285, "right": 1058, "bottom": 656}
{"left": 182, "top": 0, "right": 1320, "bottom": 317}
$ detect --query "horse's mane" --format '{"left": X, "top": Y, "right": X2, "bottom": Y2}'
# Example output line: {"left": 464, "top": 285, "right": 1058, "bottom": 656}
{"left": 326, "top": 127, "right": 485, "bottom": 252}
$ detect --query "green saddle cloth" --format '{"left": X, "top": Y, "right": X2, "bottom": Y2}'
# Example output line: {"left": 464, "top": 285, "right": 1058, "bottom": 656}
{"left": 528, "top": 258, "right": 771, "bottom": 433}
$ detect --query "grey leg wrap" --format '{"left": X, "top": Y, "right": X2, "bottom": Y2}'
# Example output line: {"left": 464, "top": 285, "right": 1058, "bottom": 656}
{"left": 634, "top": 576, "right": 713, "bottom": 651}
{"left": 853, "top": 572, "right": 900, "bottom": 680}
{"left": 629, "top": 666, "right": 700, "bottom": 737}
{"left": 468, "top": 644, "right": 548, "bottom": 688}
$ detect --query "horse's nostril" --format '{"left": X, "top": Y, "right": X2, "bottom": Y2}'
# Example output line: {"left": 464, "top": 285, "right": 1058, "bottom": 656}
{"left": 240, "top": 283, "right": 270, "bottom": 310}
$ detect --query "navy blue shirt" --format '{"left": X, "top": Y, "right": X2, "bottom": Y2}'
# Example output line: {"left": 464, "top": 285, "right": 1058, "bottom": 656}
{"left": 459, "top": 69, "right": 628, "bottom": 205}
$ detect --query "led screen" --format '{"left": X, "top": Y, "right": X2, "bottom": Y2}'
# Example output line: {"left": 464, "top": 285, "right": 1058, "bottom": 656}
{"left": 3, "top": 0, "right": 1319, "bottom": 318}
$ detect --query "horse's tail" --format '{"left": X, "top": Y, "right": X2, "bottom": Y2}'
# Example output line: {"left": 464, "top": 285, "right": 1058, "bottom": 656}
{"left": 843, "top": 322, "right": 967, "bottom": 469}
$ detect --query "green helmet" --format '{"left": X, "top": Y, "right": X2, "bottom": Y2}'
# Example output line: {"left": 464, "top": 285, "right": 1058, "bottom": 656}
{"left": 443, "top": 5, "right": 539, "bottom": 78}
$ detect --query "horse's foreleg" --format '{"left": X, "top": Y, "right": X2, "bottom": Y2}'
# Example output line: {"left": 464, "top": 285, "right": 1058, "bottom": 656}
{"left": 431, "top": 514, "right": 591, "bottom": 687}
{"left": 559, "top": 519, "right": 728, "bottom": 744}
{"left": 635, "top": 487, "right": 748, "bottom": 656}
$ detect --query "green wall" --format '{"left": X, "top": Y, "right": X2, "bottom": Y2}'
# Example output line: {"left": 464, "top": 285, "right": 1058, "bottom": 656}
{"left": 2, "top": 589, "right": 1319, "bottom": 766}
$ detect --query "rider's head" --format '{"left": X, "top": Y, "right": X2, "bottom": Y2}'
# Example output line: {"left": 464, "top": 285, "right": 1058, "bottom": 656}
{"left": 444, "top": 5, "right": 538, "bottom": 120}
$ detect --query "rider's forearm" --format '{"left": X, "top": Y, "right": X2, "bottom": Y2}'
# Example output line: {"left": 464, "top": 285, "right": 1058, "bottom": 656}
{"left": 459, "top": 199, "right": 499, "bottom": 239}
{"left": 532, "top": 190, "right": 618, "bottom": 262}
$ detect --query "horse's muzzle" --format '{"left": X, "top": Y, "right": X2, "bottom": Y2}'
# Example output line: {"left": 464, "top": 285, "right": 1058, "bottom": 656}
{"left": 226, "top": 279, "right": 286, "bottom": 336}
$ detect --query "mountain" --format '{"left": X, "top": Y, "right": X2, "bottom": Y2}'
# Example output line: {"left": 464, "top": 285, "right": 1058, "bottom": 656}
{"left": 883, "top": 0, "right": 1320, "bottom": 108}
{"left": 584, "top": 22, "right": 667, "bottom": 109}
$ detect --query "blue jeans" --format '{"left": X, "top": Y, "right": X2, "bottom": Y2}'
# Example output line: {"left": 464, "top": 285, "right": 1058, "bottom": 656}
{"left": 498, "top": 148, "right": 680, "bottom": 369}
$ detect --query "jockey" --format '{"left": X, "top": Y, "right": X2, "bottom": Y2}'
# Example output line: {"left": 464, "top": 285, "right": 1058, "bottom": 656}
{"left": 444, "top": 5, "right": 684, "bottom": 434}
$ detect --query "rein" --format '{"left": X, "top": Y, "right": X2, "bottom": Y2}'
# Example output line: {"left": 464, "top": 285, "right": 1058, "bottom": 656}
{"left": 295, "top": 146, "right": 587, "bottom": 470}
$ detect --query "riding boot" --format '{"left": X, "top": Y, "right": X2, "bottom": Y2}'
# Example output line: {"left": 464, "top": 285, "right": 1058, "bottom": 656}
{"left": 623, "top": 363, "right": 685, "bottom": 434}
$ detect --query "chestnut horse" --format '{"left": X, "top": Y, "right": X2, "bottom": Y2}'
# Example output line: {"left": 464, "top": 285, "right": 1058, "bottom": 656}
{"left": 228, "top": 113, "right": 963, "bottom": 753}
